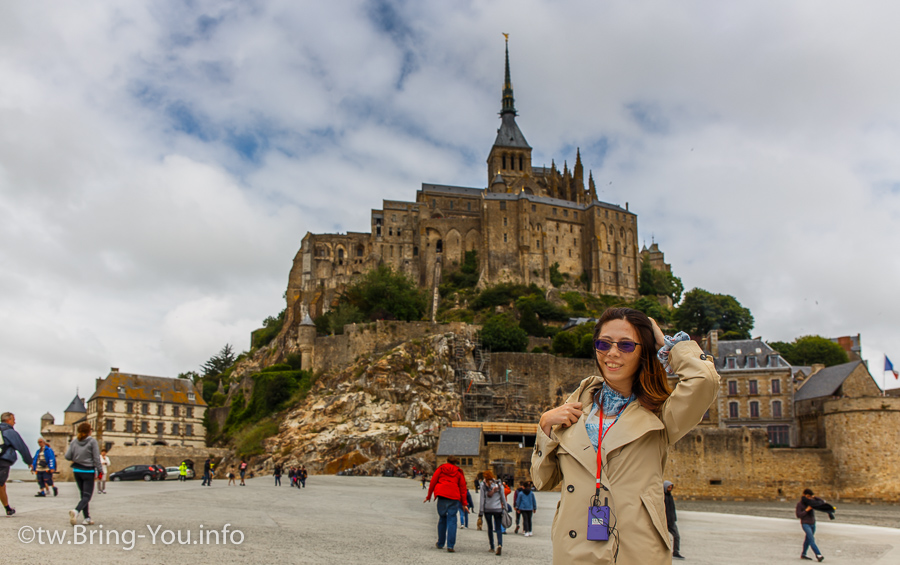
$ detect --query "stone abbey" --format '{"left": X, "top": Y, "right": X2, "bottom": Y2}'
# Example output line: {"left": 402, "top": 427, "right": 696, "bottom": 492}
{"left": 287, "top": 41, "right": 659, "bottom": 321}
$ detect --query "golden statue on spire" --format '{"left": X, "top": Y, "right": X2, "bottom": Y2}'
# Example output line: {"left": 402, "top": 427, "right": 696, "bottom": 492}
{"left": 502, "top": 32, "right": 509, "bottom": 41}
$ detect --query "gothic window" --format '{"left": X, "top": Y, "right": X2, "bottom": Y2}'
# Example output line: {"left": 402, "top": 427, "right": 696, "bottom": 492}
{"left": 750, "top": 401, "right": 760, "bottom": 418}
{"left": 357, "top": 245, "right": 364, "bottom": 257}
{"left": 729, "top": 402, "right": 739, "bottom": 418}
{"left": 772, "top": 401, "right": 783, "bottom": 418}
{"left": 376, "top": 227, "right": 381, "bottom": 237}
{"left": 609, "top": 226, "right": 614, "bottom": 235}
{"left": 338, "top": 248, "right": 344, "bottom": 265}
{"left": 502, "top": 155, "right": 507, "bottom": 169}
{"left": 436, "top": 240, "right": 443, "bottom": 253}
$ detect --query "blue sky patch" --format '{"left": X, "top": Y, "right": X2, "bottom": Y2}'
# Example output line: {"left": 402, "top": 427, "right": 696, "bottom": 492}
{"left": 625, "top": 101, "right": 669, "bottom": 135}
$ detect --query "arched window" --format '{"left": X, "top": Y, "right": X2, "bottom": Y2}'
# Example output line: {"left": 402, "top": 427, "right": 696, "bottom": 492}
{"left": 502, "top": 155, "right": 507, "bottom": 169}
{"left": 519, "top": 156, "right": 523, "bottom": 170}
{"left": 357, "top": 245, "right": 364, "bottom": 257}
{"left": 436, "top": 240, "right": 443, "bottom": 253}
{"left": 337, "top": 248, "right": 344, "bottom": 265}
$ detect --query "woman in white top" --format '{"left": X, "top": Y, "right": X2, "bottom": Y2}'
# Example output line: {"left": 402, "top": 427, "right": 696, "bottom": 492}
{"left": 98, "top": 450, "right": 110, "bottom": 494}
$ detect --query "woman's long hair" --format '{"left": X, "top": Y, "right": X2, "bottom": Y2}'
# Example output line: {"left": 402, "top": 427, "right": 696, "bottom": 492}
{"left": 76, "top": 422, "right": 92, "bottom": 441}
{"left": 482, "top": 470, "right": 495, "bottom": 482}
{"left": 593, "top": 307, "right": 672, "bottom": 412}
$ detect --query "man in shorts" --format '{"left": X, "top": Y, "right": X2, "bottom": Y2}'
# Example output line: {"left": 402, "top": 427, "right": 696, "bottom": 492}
{"left": 1, "top": 412, "right": 34, "bottom": 516}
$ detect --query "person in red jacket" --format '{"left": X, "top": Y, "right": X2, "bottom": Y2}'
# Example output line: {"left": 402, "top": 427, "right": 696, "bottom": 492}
{"left": 424, "top": 456, "right": 469, "bottom": 553}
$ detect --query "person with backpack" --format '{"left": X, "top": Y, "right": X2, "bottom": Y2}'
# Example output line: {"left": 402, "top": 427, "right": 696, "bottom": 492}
{"left": 65, "top": 422, "right": 102, "bottom": 526}
{"left": 424, "top": 456, "right": 469, "bottom": 553}
{"left": 31, "top": 438, "right": 58, "bottom": 497}
{"left": 299, "top": 465, "right": 308, "bottom": 488}
{"left": 1, "top": 412, "right": 33, "bottom": 516}
{"left": 239, "top": 460, "right": 248, "bottom": 485}
{"left": 517, "top": 482, "right": 537, "bottom": 537}
{"left": 478, "top": 470, "right": 509, "bottom": 555}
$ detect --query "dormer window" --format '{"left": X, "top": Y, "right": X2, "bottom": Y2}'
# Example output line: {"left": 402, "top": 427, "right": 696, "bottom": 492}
{"left": 735, "top": 348, "right": 742, "bottom": 355}
{"left": 117, "top": 386, "right": 125, "bottom": 395}
{"left": 726, "top": 357, "right": 736, "bottom": 369}
{"left": 153, "top": 390, "right": 161, "bottom": 399}
{"left": 747, "top": 357, "right": 757, "bottom": 369}
{"left": 768, "top": 355, "right": 780, "bottom": 367}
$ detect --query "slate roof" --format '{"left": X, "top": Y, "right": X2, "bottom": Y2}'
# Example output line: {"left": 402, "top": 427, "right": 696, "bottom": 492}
{"left": 64, "top": 395, "right": 86, "bottom": 413}
{"left": 794, "top": 361, "right": 863, "bottom": 402}
{"left": 436, "top": 427, "right": 482, "bottom": 456}
{"left": 89, "top": 372, "right": 207, "bottom": 406}
{"left": 713, "top": 339, "right": 789, "bottom": 371}
{"left": 493, "top": 113, "right": 531, "bottom": 149}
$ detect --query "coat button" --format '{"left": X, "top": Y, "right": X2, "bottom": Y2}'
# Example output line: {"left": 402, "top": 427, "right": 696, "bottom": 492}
{"left": 569, "top": 530, "right": 577, "bottom": 538}
{"left": 537, "top": 450, "right": 542, "bottom": 457}
{"left": 567, "top": 485, "right": 574, "bottom": 493}
{"left": 700, "top": 354, "right": 708, "bottom": 360}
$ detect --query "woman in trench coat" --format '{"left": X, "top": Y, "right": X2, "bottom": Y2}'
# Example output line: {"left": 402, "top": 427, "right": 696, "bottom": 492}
{"left": 531, "top": 307, "right": 719, "bottom": 564}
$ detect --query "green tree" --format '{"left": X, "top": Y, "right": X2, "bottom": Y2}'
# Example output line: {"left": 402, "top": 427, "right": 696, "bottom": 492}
{"left": 628, "top": 296, "right": 673, "bottom": 325}
{"left": 314, "top": 302, "right": 364, "bottom": 335}
{"left": 551, "top": 322, "right": 595, "bottom": 358}
{"left": 768, "top": 336, "right": 849, "bottom": 367}
{"left": 673, "top": 288, "right": 754, "bottom": 338}
{"left": 518, "top": 303, "right": 545, "bottom": 337}
{"left": 201, "top": 344, "right": 236, "bottom": 377}
{"left": 479, "top": 314, "right": 528, "bottom": 353}
{"left": 342, "top": 264, "right": 428, "bottom": 321}
{"left": 639, "top": 257, "right": 684, "bottom": 303}
{"left": 251, "top": 309, "right": 286, "bottom": 349}
{"left": 549, "top": 262, "right": 565, "bottom": 288}
{"left": 177, "top": 371, "right": 201, "bottom": 384}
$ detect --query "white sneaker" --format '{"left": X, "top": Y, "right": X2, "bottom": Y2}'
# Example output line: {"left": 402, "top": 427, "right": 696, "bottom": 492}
{"left": 69, "top": 509, "right": 77, "bottom": 525}
{"left": 82, "top": 518, "right": 94, "bottom": 526}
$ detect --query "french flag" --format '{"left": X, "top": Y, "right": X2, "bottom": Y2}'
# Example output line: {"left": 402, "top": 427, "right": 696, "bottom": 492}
{"left": 886, "top": 356, "right": 899, "bottom": 380}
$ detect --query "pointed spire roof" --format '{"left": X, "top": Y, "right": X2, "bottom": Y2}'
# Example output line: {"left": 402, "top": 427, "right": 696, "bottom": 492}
{"left": 493, "top": 35, "right": 530, "bottom": 150}
{"left": 64, "top": 395, "right": 86, "bottom": 414}
{"left": 300, "top": 313, "right": 315, "bottom": 326}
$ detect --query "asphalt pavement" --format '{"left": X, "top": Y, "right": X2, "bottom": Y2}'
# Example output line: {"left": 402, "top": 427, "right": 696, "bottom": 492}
{"left": 2, "top": 474, "right": 899, "bottom": 564}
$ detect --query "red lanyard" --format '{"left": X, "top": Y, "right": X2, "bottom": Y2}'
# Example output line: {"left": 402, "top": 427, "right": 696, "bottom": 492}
{"left": 595, "top": 397, "right": 628, "bottom": 492}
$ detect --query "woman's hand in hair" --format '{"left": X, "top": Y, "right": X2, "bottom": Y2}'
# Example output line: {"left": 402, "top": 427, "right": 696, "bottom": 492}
{"left": 539, "top": 402, "right": 583, "bottom": 438}
{"left": 648, "top": 317, "right": 666, "bottom": 350}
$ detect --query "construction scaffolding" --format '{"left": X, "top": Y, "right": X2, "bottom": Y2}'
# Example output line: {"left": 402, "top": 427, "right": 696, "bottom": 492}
{"left": 451, "top": 334, "right": 538, "bottom": 423}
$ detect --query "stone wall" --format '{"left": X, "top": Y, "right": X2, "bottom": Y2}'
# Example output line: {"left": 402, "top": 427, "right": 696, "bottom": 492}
{"left": 841, "top": 364, "right": 883, "bottom": 397}
{"left": 823, "top": 397, "right": 900, "bottom": 501}
{"left": 489, "top": 352, "right": 596, "bottom": 415}
{"left": 312, "top": 320, "right": 472, "bottom": 374}
{"left": 665, "top": 428, "right": 835, "bottom": 501}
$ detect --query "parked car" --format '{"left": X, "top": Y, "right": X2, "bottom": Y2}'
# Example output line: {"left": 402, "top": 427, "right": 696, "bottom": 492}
{"left": 164, "top": 466, "right": 195, "bottom": 480}
{"left": 109, "top": 465, "right": 167, "bottom": 482}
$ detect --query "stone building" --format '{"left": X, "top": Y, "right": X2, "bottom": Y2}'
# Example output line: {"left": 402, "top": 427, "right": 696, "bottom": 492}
{"left": 436, "top": 421, "right": 536, "bottom": 485}
{"left": 794, "top": 360, "right": 882, "bottom": 448}
{"left": 285, "top": 40, "right": 659, "bottom": 330}
{"left": 704, "top": 336, "right": 795, "bottom": 446}
{"left": 39, "top": 395, "right": 88, "bottom": 481}
{"left": 85, "top": 368, "right": 207, "bottom": 451}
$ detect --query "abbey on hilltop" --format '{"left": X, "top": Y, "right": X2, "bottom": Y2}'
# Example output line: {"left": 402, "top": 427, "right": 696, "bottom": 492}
{"left": 286, "top": 39, "right": 664, "bottom": 322}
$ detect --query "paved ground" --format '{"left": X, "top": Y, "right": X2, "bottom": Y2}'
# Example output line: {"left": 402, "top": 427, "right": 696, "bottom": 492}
{"left": 2, "top": 474, "right": 899, "bottom": 564}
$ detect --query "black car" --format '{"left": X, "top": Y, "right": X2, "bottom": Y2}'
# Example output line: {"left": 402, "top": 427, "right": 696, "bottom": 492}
{"left": 109, "top": 464, "right": 167, "bottom": 481}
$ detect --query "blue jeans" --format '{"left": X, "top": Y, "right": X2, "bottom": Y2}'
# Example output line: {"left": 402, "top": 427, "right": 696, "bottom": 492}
{"left": 802, "top": 523, "right": 821, "bottom": 556}
{"left": 436, "top": 497, "right": 460, "bottom": 549}
{"left": 459, "top": 506, "right": 469, "bottom": 527}
{"left": 484, "top": 511, "right": 503, "bottom": 549}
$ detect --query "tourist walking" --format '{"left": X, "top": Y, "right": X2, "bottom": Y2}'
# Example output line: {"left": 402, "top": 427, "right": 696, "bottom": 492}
{"left": 797, "top": 488, "right": 825, "bottom": 561}
{"left": 178, "top": 460, "right": 188, "bottom": 482}
{"left": 227, "top": 465, "right": 236, "bottom": 486}
{"left": 513, "top": 482, "right": 524, "bottom": 533}
{"left": 532, "top": 308, "right": 719, "bottom": 564}
{"left": 424, "top": 455, "right": 468, "bottom": 553}
{"left": 98, "top": 450, "right": 110, "bottom": 494}
{"left": 458, "top": 488, "right": 473, "bottom": 528}
{"left": 274, "top": 463, "right": 282, "bottom": 486}
{"left": 31, "top": 438, "right": 58, "bottom": 497}
{"left": 202, "top": 457, "right": 212, "bottom": 486}
{"left": 65, "top": 422, "right": 102, "bottom": 526}
{"left": 239, "top": 460, "right": 248, "bottom": 485}
{"left": 0, "top": 412, "right": 33, "bottom": 516}
{"left": 516, "top": 482, "right": 536, "bottom": 537}
{"left": 478, "top": 469, "right": 508, "bottom": 555}
{"left": 664, "top": 480, "right": 684, "bottom": 559}
{"left": 299, "top": 465, "right": 308, "bottom": 488}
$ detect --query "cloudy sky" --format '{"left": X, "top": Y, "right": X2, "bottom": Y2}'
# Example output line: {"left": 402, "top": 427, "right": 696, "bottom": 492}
{"left": 3, "top": 1, "right": 900, "bottom": 455}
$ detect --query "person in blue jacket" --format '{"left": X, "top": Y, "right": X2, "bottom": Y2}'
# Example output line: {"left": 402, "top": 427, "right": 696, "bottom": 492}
{"left": 516, "top": 481, "right": 537, "bottom": 537}
{"left": 31, "top": 438, "right": 58, "bottom": 497}
{"left": 1, "top": 412, "right": 34, "bottom": 516}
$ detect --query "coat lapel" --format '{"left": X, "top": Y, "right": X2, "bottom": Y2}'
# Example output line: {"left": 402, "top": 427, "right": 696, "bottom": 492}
{"left": 555, "top": 376, "right": 664, "bottom": 476}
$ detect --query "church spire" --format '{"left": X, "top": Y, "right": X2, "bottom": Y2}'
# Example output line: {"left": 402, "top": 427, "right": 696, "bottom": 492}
{"left": 501, "top": 33, "right": 516, "bottom": 116}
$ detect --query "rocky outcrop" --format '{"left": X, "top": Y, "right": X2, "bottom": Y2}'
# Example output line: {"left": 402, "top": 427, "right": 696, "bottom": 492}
{"left": 258, "top": 332, "right": 473, "bottom": 476}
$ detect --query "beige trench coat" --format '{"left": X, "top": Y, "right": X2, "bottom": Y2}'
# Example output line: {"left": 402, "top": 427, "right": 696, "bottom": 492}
{"left": 531, "top": 340, "right": 719, "bottom": 564}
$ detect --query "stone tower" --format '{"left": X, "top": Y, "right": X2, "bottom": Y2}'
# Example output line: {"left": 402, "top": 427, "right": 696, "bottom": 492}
{"left": 297, "top": 313, "right": 317, "bottom": 371}
{"left": 486, "top": 36, "right": 533, "bottom": 190}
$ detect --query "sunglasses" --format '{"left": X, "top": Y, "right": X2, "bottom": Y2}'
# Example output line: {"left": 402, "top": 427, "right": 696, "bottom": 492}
{"left": 594, "top": 339, "right": 641, "bottom": 354}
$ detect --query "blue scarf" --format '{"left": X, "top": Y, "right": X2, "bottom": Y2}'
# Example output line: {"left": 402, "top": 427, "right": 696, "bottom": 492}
{"left": 585, "top": 383, "right": 635, "bottom": 452}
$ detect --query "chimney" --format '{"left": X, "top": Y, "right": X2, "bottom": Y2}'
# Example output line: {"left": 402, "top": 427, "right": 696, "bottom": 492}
{"left": 708, "top": 329, "right": 719, "bottom": 358}
{"left": 811, "top": 364, "right": 825, "bottom": 376}
{"left": 110, "top": 367, "right": 119, "bottom": 373}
